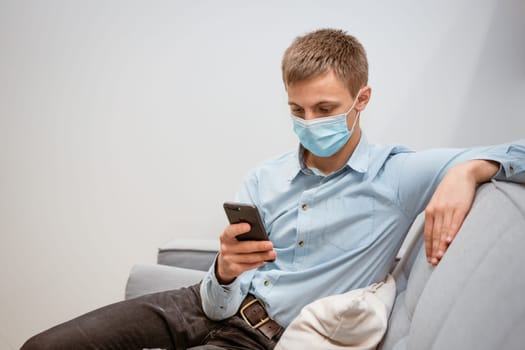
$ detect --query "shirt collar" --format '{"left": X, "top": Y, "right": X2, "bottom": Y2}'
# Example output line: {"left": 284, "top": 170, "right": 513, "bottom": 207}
{"left": 347, "top": 134, "right": 370, "bottom": 173}
{"left": 287, "top": 134, "right": 370, "bottom": 181}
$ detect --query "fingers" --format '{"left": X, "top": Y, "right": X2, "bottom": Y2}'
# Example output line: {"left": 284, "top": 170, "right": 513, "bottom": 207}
{"left": 423, "top": 163, "right": 480, "bottom": 266}
{"left": 446, "top": 208, "right": 468, "bottom": 244}
{"left": 220, "top": 250, "right": 275, "bottom": 270}
{"left": 426, "top": 203, "right": 453, "bottom": 266}
{"left": 436, "top": 211, "right": 453, "bottom": 259}
{"left": 424, "top": 211, "right": 434, "bottom": 261}
{"left": 220, "top": 223, "right": 274, "bottom": 255}
{"left": 220, "top": 242, "right": 276, "bottom": 264}
{"left": 429, "top": 208, "right": 443, "bottom": 266}
{"left": 222, "top": 222, "right": 252, "bottom": 241}
{"left": 425, "top": 204, "right": 469, "bottom": 266}
{"left": 425, "top": 198, "right": 451, "bottom": 265}
{"left": 217, "top": 223, "right": 276, "bottom": 283}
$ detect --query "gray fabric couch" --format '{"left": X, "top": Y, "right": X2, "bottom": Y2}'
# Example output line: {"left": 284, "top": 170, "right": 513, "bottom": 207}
{"left": 125, "top": 180, "right": 525, "bottom": 349}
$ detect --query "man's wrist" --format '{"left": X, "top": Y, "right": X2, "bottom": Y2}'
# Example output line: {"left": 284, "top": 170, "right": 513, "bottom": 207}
{"left": 215, "top": 255, "right": 236, "bottom": 285}
{"left": 461, "top": 159, "right": 500, "bottom": 184}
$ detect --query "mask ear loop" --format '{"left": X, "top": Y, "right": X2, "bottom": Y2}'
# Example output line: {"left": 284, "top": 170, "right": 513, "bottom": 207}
{"left": 349, "top": 110, "right": 360, "bottom": 132}
{"left": 347, "top": 88, "right": 363, "bottom": 131}
{"left": 345, "top": 88, "right": 363, "bottom": 114}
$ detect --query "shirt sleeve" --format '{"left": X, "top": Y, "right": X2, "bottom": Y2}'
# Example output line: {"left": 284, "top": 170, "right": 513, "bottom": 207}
{"left": 395, "top": 140, "right": 525, "bottom": 218}
{"left": 199, "top": 168, "right": 260, "bottom": 320}
{"left": 199, "top": 257, "right": 254, "bottom": 320}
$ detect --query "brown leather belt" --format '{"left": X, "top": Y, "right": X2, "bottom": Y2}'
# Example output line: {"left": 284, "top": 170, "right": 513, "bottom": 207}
{"left": 238, "top": 294, "right": 283, "bottom": 340}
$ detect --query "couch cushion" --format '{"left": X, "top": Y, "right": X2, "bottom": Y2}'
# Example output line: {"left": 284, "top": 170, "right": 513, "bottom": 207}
{"left": 157, "top": 239, "right": 218, "bottom": 271}
{"left": 382, "top": 180, "right": 525, "bottom": 350}
{"left": 125, "top": 264, "right": 206, "bottom": 299}
{"left": 380, "top": 232, "right": 430, "bottom": 350}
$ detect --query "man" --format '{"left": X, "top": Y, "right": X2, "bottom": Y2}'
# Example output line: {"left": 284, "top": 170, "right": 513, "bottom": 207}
{"left": 23, "top": 29, "right": 524, "bottom": 350}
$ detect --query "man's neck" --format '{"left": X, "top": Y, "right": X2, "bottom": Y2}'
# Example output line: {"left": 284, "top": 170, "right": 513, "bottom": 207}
{"left": 304, "top": 129, "right": 362, "bottom": 175}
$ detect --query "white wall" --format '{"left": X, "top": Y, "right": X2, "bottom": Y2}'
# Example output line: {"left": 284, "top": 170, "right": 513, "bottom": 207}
{"left": 0, "top": 0, "right": 523, "bottom": 348}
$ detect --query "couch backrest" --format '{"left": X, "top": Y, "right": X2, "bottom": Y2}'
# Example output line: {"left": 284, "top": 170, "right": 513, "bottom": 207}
{"left": 381, "top": 180, "right": 525, "bottom": 350}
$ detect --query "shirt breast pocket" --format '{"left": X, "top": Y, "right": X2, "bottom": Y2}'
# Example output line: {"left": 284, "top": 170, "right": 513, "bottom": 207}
{"left": 321, "top": 195, "right": 376, "bottom": 252}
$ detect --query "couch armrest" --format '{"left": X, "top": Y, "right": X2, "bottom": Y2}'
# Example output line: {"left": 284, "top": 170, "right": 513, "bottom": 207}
{"left": 125, "top": 264, "right": 206, "bottom": 300}
{"left": 157, "top": 239, "right": 219, "bottom": 271}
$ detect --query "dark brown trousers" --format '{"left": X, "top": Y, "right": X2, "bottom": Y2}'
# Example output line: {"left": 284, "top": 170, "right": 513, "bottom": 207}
{"left": 21, "top": 284, "right": 281, "bottom": 350}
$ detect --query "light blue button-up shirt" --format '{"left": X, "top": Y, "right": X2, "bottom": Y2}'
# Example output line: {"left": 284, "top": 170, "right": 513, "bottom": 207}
{"left": 201, "top": 135, "right": 525, "bottom": 327}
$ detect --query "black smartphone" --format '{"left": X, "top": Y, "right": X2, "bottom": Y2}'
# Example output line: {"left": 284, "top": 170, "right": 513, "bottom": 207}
{"left": 223, "top": 202, "right": 270, "bottom": 242}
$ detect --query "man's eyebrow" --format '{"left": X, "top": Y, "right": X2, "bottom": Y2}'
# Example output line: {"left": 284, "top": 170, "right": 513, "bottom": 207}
{"left": 287, "top": 100, "right": 341, "bottom": 107}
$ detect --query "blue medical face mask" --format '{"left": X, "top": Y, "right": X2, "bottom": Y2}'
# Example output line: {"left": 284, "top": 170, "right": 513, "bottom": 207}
{"left": 291, "top": 94, "right": 361, "bottom": 157}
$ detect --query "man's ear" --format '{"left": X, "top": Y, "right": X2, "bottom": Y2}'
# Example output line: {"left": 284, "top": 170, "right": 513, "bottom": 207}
{"left": 356, "top": 86, "right": 372, "bottom": 111}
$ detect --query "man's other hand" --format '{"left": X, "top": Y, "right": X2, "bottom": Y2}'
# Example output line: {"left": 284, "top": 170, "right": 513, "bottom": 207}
{"left": 216, "top": 223, "right": 276, "bottom": 284}
{"left": 424, "top": 160, "right": 499, "bottom": 266}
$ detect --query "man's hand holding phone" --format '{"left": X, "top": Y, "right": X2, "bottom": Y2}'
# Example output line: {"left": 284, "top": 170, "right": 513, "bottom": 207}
{"left": 216, "top": 222, "right": 276, "bottom": 285}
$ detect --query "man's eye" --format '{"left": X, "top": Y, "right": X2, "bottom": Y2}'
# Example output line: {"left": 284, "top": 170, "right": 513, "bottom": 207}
{"left": 319, "top": 108, "right": 331, "bottom": 114}
{"left": 291, "top": 108, "right": 304, "bottom": 116}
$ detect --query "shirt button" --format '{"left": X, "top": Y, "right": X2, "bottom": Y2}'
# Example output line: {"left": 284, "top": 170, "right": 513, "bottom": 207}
{"left": 509, "top": 166, "right": 514, "bottom": 175}
{"left": 301, "top": 203, "right": 308, "bottom": 211}
{"left": 264, "top": 280, "right": 270, "bottom": 286}
{"left": 298, "top": 240, "right": 305, "bottom": 247}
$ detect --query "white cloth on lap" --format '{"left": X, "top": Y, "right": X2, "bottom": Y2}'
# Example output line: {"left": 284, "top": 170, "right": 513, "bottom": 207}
{"left": 275, "top": 274, "right": 396, "bottom": 350}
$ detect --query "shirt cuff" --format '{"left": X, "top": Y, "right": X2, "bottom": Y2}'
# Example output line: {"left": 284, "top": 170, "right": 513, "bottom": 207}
{"left": 200, "top": 255, "right": 243, "bottom": 320}
{"left": 489, "top": 143, "right": 525, "bottom": 181}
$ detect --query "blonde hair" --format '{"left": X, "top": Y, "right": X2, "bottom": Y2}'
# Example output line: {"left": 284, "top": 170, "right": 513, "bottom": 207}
{"left": 282, "top": 29, "right": 368, "bottom": 97}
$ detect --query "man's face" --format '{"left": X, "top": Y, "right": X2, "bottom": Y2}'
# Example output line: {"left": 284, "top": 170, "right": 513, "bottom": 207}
{"left": 287, "top": 70, "right": 357, "bottom": 121}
